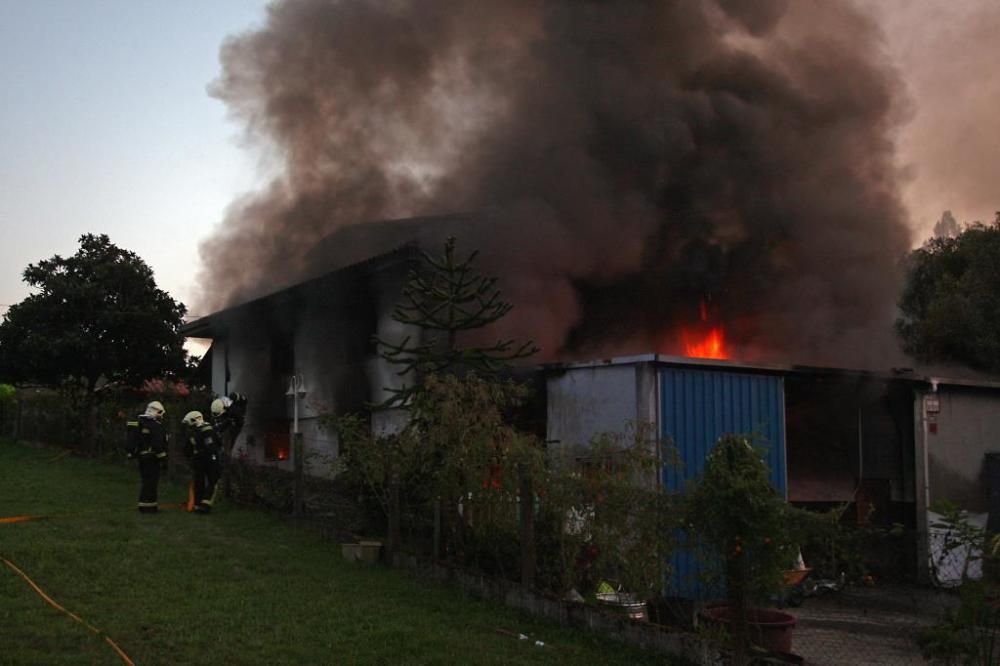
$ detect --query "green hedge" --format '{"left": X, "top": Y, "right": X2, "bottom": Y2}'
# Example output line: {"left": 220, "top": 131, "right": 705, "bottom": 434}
{"left": 9, "top": 386, "right": 213, "bottom": 457}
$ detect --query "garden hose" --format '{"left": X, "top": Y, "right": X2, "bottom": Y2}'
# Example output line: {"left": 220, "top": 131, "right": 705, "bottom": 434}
{"left": 1, "top": 555, "right": 136, "bottom": 666}
{"left": 0, "top": 515, "right": 47, "bottom": 524}
{"left": 0, "top": 504, "right": 187, "bottom": 525}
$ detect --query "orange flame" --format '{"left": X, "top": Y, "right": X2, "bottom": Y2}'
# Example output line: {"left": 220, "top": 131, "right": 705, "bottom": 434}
{"left": 682, "top": 326, "right": 728, "bottom": 360}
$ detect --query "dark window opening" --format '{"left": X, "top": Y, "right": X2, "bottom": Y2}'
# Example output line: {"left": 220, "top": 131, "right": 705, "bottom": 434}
{"left": 264, "top": 421, "right": 290, "bottom": 461}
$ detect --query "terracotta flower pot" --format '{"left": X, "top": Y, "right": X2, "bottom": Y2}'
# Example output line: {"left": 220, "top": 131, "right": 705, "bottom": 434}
{"left": 700, "top": 605, "right": 796, "bottom": 654}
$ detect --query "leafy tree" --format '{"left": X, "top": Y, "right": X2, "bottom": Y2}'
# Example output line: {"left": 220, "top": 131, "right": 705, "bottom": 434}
{"left": 0, "top": 234, "right": 187, "bottom": 450}
{"left": 376, "top": 236, "right": 539, "bottom": 407}
{"left": 896, "top": 213, "right": 1000, "bottom": 373}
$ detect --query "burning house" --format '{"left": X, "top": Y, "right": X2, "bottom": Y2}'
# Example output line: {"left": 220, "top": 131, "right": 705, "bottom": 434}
{"left": 183, "top": 212, "right": 526, "bottom": 470}
{"left": 183, "top": 220, "right": 434, "bottom": 472}
{"left": 181, "top": 0, "right": 1000, "bottom": 589}
{"left": 196, "top": 0, "right": 914, "bottom": 372}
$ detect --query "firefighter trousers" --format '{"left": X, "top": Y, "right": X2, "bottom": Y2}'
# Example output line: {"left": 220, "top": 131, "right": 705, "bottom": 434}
{"left": 192, "top": 457, "right": 221, "bottom": 513}
{"left": 138, "top": 456, "right": 161, "bottom": 513}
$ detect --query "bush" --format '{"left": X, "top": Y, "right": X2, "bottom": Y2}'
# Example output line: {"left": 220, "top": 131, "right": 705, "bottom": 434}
{"left": 916, "top": 503, "right": 1000, "bottom": 665}
{"left": 224, "top": 456, "right": 364, "bottom": 534}
{"left": 684, "top": 434, "right": 799, "bottom": 606}
{"left": 537, "top": 422, "right": 678, "bottom": 598}
{"left": 329, "top": 373, "right": 543, "bottom": 576}
{"left": 683, "top": 434, "right": 803, "bottom": 663}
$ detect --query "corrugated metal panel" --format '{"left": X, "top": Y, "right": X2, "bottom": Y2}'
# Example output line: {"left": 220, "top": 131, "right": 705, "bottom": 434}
{"left": 659, "top": 366, "right": 787, "bottom": 599}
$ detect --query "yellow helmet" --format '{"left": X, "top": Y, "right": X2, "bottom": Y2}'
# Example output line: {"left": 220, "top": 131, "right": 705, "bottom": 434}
{"left": 145, "top": 401, "right": 165, "bottom": 419}
{"left": 210, "top": 398, "right": 228, "bottom": 417}
{"left": 182, "top": 411, "right": 204, "bottom": 427}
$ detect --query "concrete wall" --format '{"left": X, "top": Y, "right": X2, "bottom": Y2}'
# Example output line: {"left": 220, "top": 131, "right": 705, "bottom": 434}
{"left": 923, "top": 385, "right": 1000, "bottom": 512}
{"left": 225, "top": 317, "right": 280, "bottom": 467}
{"left": 208, "top": 260, "right": 415, "bottom": 478}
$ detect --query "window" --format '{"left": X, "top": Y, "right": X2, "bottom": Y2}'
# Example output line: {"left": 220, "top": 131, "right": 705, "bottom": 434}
{"left": 264, "top": 422, "right": 290, "bottom": 461}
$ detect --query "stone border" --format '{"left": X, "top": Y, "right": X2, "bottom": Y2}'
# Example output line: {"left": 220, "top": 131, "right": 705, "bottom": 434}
{"left": 388, "top": 553, "right": 725, "bottom": 665}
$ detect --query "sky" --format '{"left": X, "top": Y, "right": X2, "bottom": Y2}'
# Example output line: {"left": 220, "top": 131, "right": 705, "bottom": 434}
{"left": 1, "top": 0, "right": 998, "bottom": 321}
{"left": 0, "top": 0, "right": 268, "bottom": 321}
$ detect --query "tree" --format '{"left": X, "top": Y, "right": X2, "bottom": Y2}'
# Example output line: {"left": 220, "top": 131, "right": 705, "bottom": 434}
{"left": 684, "top": 434, "right": 801, "bottom": 664}
{"left": 933, "top": 210, "right": 961, "bottom": 240}
{"left": 330, "top": 237, "right": 540, "bottom": 567}
{"left": 896, "top": 213, "right": 1000, "bottom": 373}
{"left": 0, "top": 234, "right": 187, "bottom": 450}
{"left": 376, "top": 236, "right": 539, "bottom": 407}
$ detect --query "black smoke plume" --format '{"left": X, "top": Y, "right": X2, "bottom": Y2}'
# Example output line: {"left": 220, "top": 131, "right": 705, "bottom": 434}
{"left": 199, "top": 0, "right": 911, "bottom": 366}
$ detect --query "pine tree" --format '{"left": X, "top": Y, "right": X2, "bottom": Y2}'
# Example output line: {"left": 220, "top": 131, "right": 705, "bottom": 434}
{"left": 376, "top": 237, "right": 538, "bottom": 407}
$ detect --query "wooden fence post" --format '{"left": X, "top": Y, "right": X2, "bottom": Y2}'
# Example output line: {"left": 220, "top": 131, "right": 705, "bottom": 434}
{"left": 519, "top": 465, "right": 536, "bottom": 589}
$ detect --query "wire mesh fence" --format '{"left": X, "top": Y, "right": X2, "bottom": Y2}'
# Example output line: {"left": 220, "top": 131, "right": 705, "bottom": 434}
{"left": 791, "top": 582, "right": 953, "bottom": 664}
{"left": 787, "top": 525, "right": 998, "bottom": 665}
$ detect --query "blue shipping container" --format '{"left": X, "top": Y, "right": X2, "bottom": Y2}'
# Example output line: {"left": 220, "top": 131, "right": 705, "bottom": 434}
{"left": 659, "top": 366, "right": 787, "bottom": 599}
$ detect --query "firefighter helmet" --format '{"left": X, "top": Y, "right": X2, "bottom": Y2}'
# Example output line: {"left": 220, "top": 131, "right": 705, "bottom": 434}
{"left": 210, "top": 398, "right": 227, "bottom": 417}
{"left": 145, "top": 401, "right": 165, "bottom": 420}
{"left": 182, "top": 411, "right": 204, "bottom": 428}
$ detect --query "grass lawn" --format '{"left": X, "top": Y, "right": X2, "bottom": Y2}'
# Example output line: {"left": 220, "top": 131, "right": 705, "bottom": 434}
{"left": 0, "top": 440, "right": 673, "bottom": 665}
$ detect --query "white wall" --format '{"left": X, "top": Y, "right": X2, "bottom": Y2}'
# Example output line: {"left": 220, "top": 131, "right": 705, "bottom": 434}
{"left": 546, "top": 362, "right": 647, "bottom": 460}
{"left": 925, "top": 386, "right": 1000, "bottom": 512}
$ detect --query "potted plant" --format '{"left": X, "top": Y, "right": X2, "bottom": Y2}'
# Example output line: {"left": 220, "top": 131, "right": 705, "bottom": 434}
{"left": 684, "top": 434, "right": 801, "bottom": 663}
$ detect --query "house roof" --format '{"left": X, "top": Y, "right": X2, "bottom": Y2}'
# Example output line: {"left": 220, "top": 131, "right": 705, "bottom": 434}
{"left": 542, "top": 353, "right": 1000, "bottom": 391}
{"left": 182, "top": 212, "right": 476, "bottom": 340}
{"left": 180, "top": 242, "right": 420, "bottom": 339}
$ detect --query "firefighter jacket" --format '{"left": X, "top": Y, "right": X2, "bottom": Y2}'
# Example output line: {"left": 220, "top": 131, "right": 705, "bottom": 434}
{"left": 183, "top": 423, "right": 220, "bottom": 461}
{"left": 213, "top": 394, "right": 247, "bottom": 440}
{"left": 126, "top": 415, "right": 168, "bottom": 462}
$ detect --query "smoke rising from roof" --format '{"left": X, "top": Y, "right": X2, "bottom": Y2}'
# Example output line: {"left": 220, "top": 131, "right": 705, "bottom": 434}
{"left": 198, "top": 0, "right": 912, "bottom": 366}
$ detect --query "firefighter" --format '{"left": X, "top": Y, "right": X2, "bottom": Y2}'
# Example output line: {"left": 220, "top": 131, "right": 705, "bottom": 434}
{"left": 126, "top": 401, "right": 168, "bottom": 514}
{"left": 209, "top": 393, "right": 248, "bottom": 505}
{"left": 210, "top": 392, "right": 247, "bottom": 455}
{"left": 181, "top": 411, "right": 222, "bottom": 514}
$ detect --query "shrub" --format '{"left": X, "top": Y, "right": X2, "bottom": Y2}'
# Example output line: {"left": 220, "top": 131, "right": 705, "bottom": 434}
{"left": 538, "top": 422, "right": 678, "bottom": 598}
{"left": 684, "top": 434, "right": 802, "bottom": 662}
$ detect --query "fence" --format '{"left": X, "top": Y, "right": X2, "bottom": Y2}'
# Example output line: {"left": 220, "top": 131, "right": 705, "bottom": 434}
{"left": 380, "top": 492, "right": 1000, "bottom": 665}
{"left": 6, "top": 399, "right": 999, "bottom": 665}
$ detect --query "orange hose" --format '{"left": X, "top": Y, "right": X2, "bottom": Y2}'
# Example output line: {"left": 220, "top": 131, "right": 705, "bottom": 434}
{"left": 0, "top": 515, "right": 46, "bottom": 524}
{"left": 1, "top": 504, "right": 188, "bottom": 525}
{"left": 1, "top": 556, "right": 136, "bottom": 666}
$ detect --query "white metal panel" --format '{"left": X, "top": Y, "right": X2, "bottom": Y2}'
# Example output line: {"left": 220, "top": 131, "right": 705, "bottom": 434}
{"left": 546, "top": 363, "right": 641, "bottom": 457}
